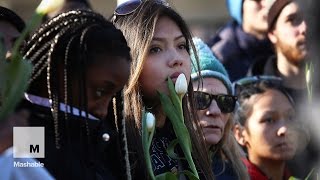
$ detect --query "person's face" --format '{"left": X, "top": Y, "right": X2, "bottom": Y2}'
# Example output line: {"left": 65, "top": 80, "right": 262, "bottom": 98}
{"left": 85, "top": 55, "right": 130, "bottom": 119}
{"left": 0, "top": 21, "right": 20, "bottom": 59}
{"left": 139, "top": 16, "right": 191, "bottom": 103}
{"left": 193, "top": 78, "right": 230, "bottom": 146}
{"left": 242, "top": 89, "right": 298, "bottom": 162}
{"left": 268, "top": 2, "right": 307, "bottom": 65}
{"left": 242, "top": 0, "right": 269, "bottom": 35}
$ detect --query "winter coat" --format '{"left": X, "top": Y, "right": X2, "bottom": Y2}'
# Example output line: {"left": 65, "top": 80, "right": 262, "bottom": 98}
{"left": 207, "top": 20, "right": 274, "bottom": 82}
{"left": 18, "top": 94, "right": 125, "bottom": 180}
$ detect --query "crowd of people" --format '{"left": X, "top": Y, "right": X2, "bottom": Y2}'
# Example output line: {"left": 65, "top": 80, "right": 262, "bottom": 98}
{"left": 0, "top": 0, "right": 318, "bottom": 179}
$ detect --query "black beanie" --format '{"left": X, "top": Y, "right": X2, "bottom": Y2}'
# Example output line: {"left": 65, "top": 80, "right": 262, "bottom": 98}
{"left": 268, "top": 0, "right": 293, "bottom": 32}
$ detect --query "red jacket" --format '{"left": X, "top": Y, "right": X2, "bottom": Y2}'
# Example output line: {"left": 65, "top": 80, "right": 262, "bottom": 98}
{"left": 242, "top": 158, "right": 291, "bottom": 180}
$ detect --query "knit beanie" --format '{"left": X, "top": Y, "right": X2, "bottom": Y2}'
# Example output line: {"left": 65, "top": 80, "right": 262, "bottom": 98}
{"left": 226, "top": 0, "right": 243, "bottom": 25}
{"left": 268, "top": 0, "right": 293, "bottom": 31}
{"left": 191, "top": 37, "right": 233, "bottom": 95}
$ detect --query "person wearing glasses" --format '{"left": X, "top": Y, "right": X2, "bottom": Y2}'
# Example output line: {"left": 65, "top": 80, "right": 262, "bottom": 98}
{"left": 112, "top": 1, "right": 215, "bottom": 179}
{"left": 207, "top": 0, "right": 275, "bottom": 82}
{"left": 191, "top": 37, "right": 249, "bottom": 180}
{"left": 233, "top": 76, "right": 308, "bottom": 180}
{"left": 19, "top": 10, "right": 132, "bottom": 179}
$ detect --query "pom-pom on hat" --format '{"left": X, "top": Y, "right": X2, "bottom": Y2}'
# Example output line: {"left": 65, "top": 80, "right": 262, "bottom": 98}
{"left": 191, "top": 37, "right": 233, "bottom": 95}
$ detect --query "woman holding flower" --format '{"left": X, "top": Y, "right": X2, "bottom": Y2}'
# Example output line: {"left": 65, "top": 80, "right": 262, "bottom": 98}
{"left": 112, "top": 0, "right": 214, "bottom": 179}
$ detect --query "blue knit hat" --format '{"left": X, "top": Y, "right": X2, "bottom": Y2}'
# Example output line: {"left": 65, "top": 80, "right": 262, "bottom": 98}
{"left": 226, "top": 0, "right": 243, "bottom": 25}
{"left": 191, "top": 37, "right": 233, "bottom": 95}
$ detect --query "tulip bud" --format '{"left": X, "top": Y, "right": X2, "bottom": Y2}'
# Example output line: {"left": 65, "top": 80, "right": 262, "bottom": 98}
{"left": 175, "top": 73, "right": 188, "bottom": 96}
{"left": 36, "top": 0, "right": 64, "bottom": 15}
{"left": 306, "top": 69, "right": 310, "bottom": 85}
{"left": 146, "top": 112, "right": 155, "bottom": 132}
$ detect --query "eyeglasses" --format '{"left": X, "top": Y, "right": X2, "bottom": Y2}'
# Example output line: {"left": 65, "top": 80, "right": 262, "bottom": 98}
{"left": 194, "top": 91, "right": 238, "bottom": 113}
{"left": 112, "top": 0, "right": 169, "bottom": 21}
{"left": 233, "top": 75, "right": 282, "bottom": 96}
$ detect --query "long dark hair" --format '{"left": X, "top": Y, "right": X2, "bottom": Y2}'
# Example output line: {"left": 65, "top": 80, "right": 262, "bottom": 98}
{"left": 113, "top": 1, "right": 214, "bottom": 179}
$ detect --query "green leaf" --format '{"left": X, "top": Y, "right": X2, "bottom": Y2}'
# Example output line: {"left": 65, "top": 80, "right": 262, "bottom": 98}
{"left": 155, "top": 172, "right": 177, "bottom": 180}
{"left": 288, "top": 176, "right": 300, "bottom": 180}
{"left": 305, "top": 168, "right": 315, "bottom": 180}
{"left": 141, "top": 110, "right": 156, "bottom": 180}
{"left": 167, "top": 77, "right": 182, "bottom": 116}
{"left": 0, "top": 4, "right": 45, "bottom": 122}
{"left": 158, "top": 91, "right": 180, "bottom": 123}
{"left": 11, "top": 13, "right": 43, "bottom": 61}
{"left": 158, "top": 91, "right": 198, "bottom": 178}
{"left": 180, "top": 170, "right": 200, "bottom": 180}
{"left": 166, "top": 139, "right": 185, "bottom": 160}
{"left": 0, "top": 56, "right": 32, "bottom": 121}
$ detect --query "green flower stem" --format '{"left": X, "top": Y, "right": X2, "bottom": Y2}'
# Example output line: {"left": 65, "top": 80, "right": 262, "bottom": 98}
{"left": 0, "top": 10, "right": 43, "bottom": 121}
{"left": 158, "top": 77, "right": 199, "bottom": 179}
{"left": 142, "top": 111, "right": 156, "bottom": 180}
{"left": 0, "top": 57, "right": 32, "bottom": 120}
{"left": 11, "top": 12, "right": 44, "bottom": 61}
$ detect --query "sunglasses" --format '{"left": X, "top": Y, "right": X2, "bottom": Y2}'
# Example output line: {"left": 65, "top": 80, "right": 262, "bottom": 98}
{"left": 194, "top": 91, "right": 238, "bottom": 113}
{"left": 233, "top": 75, "right": 282, "bottom": 96}
{"left": 112, "top": 0, "right": 169, "bottom": 21}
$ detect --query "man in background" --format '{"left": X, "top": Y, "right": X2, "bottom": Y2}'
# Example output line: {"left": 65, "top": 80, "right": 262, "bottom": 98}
{"left": 249, "top": 0, "right": 319, "bottom": 178}
{"left": 208, "top": 0, "right": 275, "bottom": 81}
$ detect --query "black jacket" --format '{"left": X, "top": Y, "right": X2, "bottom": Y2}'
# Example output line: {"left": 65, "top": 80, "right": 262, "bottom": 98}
{"left": 18, "top": 98, "right": 125, "bottom": 180}
{"left": 208, "top": 20, "right": 274, "bottom": 82}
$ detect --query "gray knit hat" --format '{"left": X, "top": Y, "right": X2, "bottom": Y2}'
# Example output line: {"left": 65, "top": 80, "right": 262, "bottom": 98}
{"left": 191, "top": 37, "right": 233, "bottom": 95}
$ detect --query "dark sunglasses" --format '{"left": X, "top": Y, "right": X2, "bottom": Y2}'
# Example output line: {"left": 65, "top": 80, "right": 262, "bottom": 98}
{"left": 112, "top": 0, "right": 169, "bottom": 21}
{"left": 233, "top": 75, "right": 282, "bottom": 96}
{"left": 194, "top": 91, "right": 238, "bottom": 113}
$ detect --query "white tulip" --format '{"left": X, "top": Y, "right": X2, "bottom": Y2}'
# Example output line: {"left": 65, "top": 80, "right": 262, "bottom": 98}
{"left": 146, "top": 112, "right": 155, "bottom": 132}
{"left": 306, "top": 69, "right": 310, "bottom": 85}
{"left": 36, "top": 0, "right": 64, "bottom": 15}
{"left": 175, "top": 73, "right": 188, "bottom": 96}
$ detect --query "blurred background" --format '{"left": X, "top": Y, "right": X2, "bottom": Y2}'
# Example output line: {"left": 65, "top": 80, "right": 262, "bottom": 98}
{"left": 0, "top": 0, "right": 230, "bottom": 42}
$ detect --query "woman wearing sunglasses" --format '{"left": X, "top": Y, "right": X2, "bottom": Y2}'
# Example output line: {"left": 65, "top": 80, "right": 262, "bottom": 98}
{"left": 191, "top": 38, "right": 249, "bottom": 180}
{"left": 112, "top": 0, "right": 214, "bottom": 179}
{"left": 233, "top": 76, "right": 308, "bottom": 180}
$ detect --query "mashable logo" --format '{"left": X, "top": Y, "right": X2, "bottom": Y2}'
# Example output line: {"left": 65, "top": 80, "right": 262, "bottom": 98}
{"left": 13, "top": 127, "right": 45, "bottom": 158}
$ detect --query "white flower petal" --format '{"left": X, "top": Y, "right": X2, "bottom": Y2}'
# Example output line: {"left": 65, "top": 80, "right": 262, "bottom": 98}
{"left": 175, "top": 73, "right": 188, "bottom": 96}
{"left": 146, "top": 112, "right": 155, "bottom": 132}
{"left": 306, "top": 69, "right": 310, "bottom": 84}
{"left": 36, "top": 0, "right": 64, "bottom": 15}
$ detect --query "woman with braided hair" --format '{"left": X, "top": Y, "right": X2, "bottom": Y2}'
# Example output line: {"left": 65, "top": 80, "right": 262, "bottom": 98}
{"left": 20, "top": 10, "right": 132, "bottom": 179}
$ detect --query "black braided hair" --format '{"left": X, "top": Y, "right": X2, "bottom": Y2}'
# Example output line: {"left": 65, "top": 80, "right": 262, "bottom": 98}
{"left": 0, "top": 6, "right": 25, "bottom": 32}
{"left": 23, "top": 9, "right": 131, "bottom": 179}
